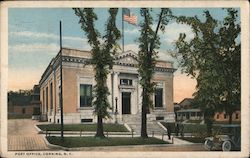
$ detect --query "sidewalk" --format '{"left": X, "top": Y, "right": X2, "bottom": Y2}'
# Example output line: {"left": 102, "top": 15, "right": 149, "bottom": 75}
{"left": 8, "top": 119, "right": 50, "bottom": 151}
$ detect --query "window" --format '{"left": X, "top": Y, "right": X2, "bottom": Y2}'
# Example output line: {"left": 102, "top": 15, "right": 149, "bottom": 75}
{"left": 22, "top": 108, "right": 26, "bottom": 114}
{"left": 120, "top": 79, "right": 132, "bottom": 86}
{"left": 80, "top": 84, "right": 92, "bottom": 107}
{"left": 224, "top": 114, "right": 227, "bottom": 119}
{"left": 155, "top": 88, "right": 163, "bottom": 107}
{"left": 46, "top": 87, "right": 48, "bottom": 112}
{"left": 235, "top": 113, "right": 239, "bottom": 119}
{"left": 42, "top": 90, "right": 45, "bottom": 112}
{"left": 191, "top": 112, "right": 195, "bottom": 117}
{"left": 33, "top": 107, "right": 40, "bottom": 115}
{"left": 81, "top": 119, "right": 93, "bottom": 123}
{"left": 156, "top": 116, "right": 164, "bottom": 120}
{"left": 50, "top": 82, "right": 53, "bottom": 110}
{"left": 197, "top": 112, "right": 202, "bottom": 117}
{"left": 216, "top": 114, "right": 220, "bottom": 119}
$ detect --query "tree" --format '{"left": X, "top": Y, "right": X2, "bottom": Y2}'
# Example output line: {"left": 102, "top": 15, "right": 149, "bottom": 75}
{"left": 73, "top": 8, "right": 121, "bottom": 138}
{"left": 174, "top": 9, "right": 240, "bottom": 135}
{"left": 138, "top": 8, "right": 172, "bottom": 138}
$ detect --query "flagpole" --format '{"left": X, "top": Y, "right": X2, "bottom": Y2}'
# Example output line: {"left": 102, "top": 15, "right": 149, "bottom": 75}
{"left": 122, "top": 8, "right": 124, "bottom": 53}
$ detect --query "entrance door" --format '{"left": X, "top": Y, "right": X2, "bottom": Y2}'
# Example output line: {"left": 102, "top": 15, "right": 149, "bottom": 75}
{"left": 122, "top": 92, "right": 131, "bottom": 114}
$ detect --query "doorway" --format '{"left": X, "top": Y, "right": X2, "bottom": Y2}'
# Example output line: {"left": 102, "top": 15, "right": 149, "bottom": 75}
{"left": 122, "top": 92, "right": 131, "bottom": 114}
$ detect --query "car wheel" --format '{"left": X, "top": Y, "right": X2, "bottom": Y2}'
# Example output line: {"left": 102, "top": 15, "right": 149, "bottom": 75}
{"left": 204, "top": 140, "right": 213, "bottom": 150}
{"left": 222, "top": 141, "right": 232, "bottom": 151}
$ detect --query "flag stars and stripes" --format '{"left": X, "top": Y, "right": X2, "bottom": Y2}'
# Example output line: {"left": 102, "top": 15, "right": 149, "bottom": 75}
{"left": 123, "top": 8, "right": 137, "bottom": 25}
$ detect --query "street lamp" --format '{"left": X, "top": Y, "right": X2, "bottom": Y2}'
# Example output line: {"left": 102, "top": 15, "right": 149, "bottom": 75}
{"left": 115, "top": 97, "right": 118, "bottom": 123}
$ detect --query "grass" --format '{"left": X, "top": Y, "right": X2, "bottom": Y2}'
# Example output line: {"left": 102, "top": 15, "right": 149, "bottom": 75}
{"left": 37, "top": 123, "right": 129, "bottom": 132}
{"left": 161, "top": 122, "right": 206, "bottom": 133}
{"left": 186, "top": 120, "right": 202, "bottom": 124}
{"left": 47, "top": 136, "right": 168, "bottom": 148}
{"left": 161, "top": 122, "right": 221, "bottom": 134}
{"left": 177, "top": 137, "right": 205, "bottom": 143}
{"left": 214, "top": 121, "right": 241, "bottom": 125}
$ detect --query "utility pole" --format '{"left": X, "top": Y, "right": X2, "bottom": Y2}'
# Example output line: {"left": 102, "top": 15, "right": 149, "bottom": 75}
{"left": 59, "top": 21, "right": 64, "bottom": 139}
{"left": 122, "top": 8, "right": 124, "bottom": 53}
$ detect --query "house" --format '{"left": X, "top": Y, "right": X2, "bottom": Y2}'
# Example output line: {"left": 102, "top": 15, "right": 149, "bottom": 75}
{"left": 39, "top": 48, "right": 176, "bottom": 124}
{"left": 8, "top": 85, "right": 40, "bottom": 118}
{"left": 176, "top": 98, "right": 241, "bottom": 123}
{"left": 176, "top": 98, "right": 203, "bottom": 121}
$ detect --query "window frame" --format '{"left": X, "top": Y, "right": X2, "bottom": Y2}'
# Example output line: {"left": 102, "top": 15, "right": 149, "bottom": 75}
{"left": 80, "top": 84, "right": 92, "bottom": 107}
{"left": 154, "top": 87, "right": 163, "bottom": 108}
{"left": 120, "top": 79, "right": 133, "bottom": 86}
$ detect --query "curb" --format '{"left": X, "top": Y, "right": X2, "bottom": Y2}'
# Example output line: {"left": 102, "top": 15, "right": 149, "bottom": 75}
{"left": 34, "top": 124, "right": 43, "bottom": 134}
{"left": 42, "top": 135, "right": 204, "bottom": 151}
{"left": 42, "top": 135, "right": 69, "bottom": 151}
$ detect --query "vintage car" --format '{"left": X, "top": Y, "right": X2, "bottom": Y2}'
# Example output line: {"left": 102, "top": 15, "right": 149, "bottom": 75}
{"left": 204, "top": 124, "right": 241, "bottom": 151}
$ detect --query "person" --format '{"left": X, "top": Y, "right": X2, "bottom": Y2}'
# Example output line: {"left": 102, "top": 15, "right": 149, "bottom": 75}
{"left": 179, "top": 122, "right": 184, "bottom": 137}
{"left": 167, "top": 124, "right": 172, "bottom": 140}
{"left": 175, "top": 122, "right": 179, "bottom": 136}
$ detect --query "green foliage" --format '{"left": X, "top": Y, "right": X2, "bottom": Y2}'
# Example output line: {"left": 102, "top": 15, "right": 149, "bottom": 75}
{"left": 174, "top": 9, "right": 240, "bottom": 131}
{"left": 138, "top": 8, "right": 172, "bottom": 138}
{"left": 73, "top": 8, "right": 121, "bottom": 137}
{"left": 37, "top": 123, "right": 128, "bottom": 132}
{"left": 8, "top": 90, "right": 33, "bottom": 106}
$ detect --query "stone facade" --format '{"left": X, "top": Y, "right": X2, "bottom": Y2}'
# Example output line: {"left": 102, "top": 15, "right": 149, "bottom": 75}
{"left": 39, "top": 48, "right": 176, "bottom": 124}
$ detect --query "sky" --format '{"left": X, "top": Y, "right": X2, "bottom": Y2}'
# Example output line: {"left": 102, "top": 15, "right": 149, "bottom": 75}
{"left": 8, "top": 8, "right": 238, "bottom": 103}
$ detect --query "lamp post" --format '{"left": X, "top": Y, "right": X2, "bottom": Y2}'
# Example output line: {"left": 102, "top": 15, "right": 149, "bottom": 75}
{"left": 115, "top": 97, "right": 118, "bottom": 124}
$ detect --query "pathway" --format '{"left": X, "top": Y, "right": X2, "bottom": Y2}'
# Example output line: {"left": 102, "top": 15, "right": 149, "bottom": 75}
{"left": 8, "top": 119, "right": 50, "bottom": 151}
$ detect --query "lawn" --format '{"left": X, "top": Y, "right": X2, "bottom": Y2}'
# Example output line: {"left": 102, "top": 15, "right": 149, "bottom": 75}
{"left": 47, "top": 136, "right": 168, "bottom": 148}
{"left": 160, "top": 122, "right": 220, "bottom": 134}
{"left": 186, "top": 120, "right": 202, "bottom": 124}
{"left": 37, "top": 123, "right": 129, "bottom": 132}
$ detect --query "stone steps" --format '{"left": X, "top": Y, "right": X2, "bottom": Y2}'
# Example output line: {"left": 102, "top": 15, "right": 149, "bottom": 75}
{"left": 122, "top": 115, "right": 167, "bottom": 135}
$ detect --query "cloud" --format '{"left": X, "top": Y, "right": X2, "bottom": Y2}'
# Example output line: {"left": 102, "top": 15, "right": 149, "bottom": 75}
{"left": 124, "top": 28, "right": 139, "bottom": 35}
{"left": 9, "top": 31, "right": 90, "bottom": 52}
{"left": 124, "top": 44, "right": 139, "bottom": 52}
{"left": 9, "top": 43, "right": 59, "bottom": 53}
{"left": 158, "top": 51, "right": 175, "bottom": 62}
{"left": 10, "top": 31, "right": 58, "bottom": 40}
{"left": 161, "top": 22, "right": 194, "bottom": 44}
{"left": 10, "top": 31, "right": 88, "bottom": 46}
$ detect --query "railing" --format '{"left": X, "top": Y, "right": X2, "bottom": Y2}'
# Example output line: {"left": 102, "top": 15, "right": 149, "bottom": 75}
{"left": 44, "top": 129, "right": 135, "bottom": 138}
{"left": 44, "top": 129, "right": 174, "bottom": 144}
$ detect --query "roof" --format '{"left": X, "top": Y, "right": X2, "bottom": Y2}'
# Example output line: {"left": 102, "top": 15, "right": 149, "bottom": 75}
{"left": 39, "top": 47, "right": 176, "bottom": 85}
{"left": 176, "top": 108, "right": 201, "bottom": 112}
{"left": 179, "top": 98, "right": 194, "bottom": 106}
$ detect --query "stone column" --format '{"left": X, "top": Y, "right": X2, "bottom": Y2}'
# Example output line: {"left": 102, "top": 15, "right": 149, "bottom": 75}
{"left": 137, "top": 77, "right": 142, "bottom": 113}
{"left": 113, "top": 72, "right": 120, "bottom": 117}
{"left": 107, "top": 73, "right": 112, "bottom": 112}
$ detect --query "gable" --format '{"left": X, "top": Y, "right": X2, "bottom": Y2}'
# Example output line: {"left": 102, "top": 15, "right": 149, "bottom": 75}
{"left": 115, "top": 50, "right": 138, "bottom": 65}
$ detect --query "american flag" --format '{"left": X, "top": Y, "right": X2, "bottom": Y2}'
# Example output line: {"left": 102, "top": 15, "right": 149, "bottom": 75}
{"left": 123, "top": 8, "right": 137, "bottom": 25}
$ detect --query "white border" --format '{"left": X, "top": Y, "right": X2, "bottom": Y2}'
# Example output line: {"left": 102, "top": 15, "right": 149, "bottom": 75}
{"left": 1, "top": 1, "right": 249, "bottom": 158}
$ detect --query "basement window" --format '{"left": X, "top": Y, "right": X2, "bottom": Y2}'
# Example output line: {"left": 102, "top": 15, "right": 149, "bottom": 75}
{"left": 156, "top": 116, "right": 164, "bottom": 120}
{"left": 81, "top": 119, "right": 93, "bottom": 123}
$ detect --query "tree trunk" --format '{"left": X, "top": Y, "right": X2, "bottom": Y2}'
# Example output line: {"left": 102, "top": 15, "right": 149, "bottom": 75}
{"left": 141, "top": 89, "right": 148, "bottom": 138}
{"left": 95, "top": 115, "right": 105, "bottom": 138}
